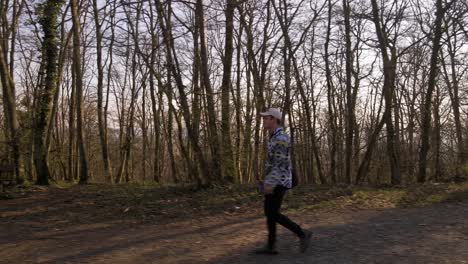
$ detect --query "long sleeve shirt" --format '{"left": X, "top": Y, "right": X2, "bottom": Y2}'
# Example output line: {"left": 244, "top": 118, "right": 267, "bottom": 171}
{"left": 264, "top": 127, "right": 292, "bottom": 188}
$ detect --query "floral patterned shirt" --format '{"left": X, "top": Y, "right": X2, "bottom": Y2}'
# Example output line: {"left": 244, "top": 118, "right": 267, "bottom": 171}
{"left": 264, "top": 127, "right": 292, "bottom": 188}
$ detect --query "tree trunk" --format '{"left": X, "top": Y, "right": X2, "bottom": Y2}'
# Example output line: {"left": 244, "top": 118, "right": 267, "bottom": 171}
{"left": 155, "top": 0, "right": 212, "bottom": 183}
{"left": 93, "top": 0, "right": 112, "bottom": 183}
{"left": 220, "top": 0, "right": 237, "bottom": 182}
{"left": 432, "top": 84, "right": 442, "bottom": 180}
{"left": 34, "top": 0, "right": 64, "bottom": 185}
{"left": 343, "top": 0, "right": 354, "bottom": 185}
{"left": 418, "top": 0, "right": 446, "bottom": 182}
{"left": 70, "top": 0, "right": 89, "bottom": 184}
{"left": 441, "top": 24, "right": 466, "bottom": 177}
{"left": 325, "top": 0, "right": 337, "bottom": 184}
{"left": 0, "top": 0, "right": 24, "bottom": 184}
{"left": 370, "top": 0, "right": 401, "bottom": 185}
{"left": 196, "top": 0, "right": 222, "bottom": 182}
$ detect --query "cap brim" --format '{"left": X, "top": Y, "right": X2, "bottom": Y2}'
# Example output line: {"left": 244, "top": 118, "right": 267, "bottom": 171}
{"left": 259, "top": 112, "right": 271, "bottom": 116}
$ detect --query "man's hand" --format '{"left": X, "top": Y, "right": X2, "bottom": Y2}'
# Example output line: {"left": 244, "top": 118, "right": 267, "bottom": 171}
{"left": 264, "top": 183, "right": 274, "bottom": 194}
{"left": 256, "top": 180, "right": 264, "bottom": 193}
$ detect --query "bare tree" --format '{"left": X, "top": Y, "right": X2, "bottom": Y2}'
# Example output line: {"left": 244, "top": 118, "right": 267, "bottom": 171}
{"left": 92, "top": 0, "right": 112, "bottom": 183}
{"left": 33, "top": 0, "right": 64, "bottom": 185}
{"left": 70, "top": 0, "right": 89, "bottom": 184}
{"left": 0, "top": 0, "right": 23, "bottom": 183}
{"left": 418, "top": 0, "right": 452, "bottom": 182}
{"left": 369, "top": 0, "right": 402, "bottom": 185}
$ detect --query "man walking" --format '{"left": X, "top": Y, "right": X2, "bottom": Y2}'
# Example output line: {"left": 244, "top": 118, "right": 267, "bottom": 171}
{"left": 254, "top": 107, "right": 312, "bottom": 255}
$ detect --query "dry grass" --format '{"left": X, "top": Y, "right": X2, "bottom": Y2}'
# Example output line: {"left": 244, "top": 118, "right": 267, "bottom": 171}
{"left": 2, "top": 180, "right": 467, "bottom": 223}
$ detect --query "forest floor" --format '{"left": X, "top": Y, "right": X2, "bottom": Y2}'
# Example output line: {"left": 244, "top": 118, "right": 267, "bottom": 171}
{"left": 1, "top": 181, "right": 468, "bottom": 264}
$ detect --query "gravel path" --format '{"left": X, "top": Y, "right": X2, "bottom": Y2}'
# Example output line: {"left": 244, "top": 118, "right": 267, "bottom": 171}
{"left": 1, "top": 191, "right": 467, "bottom": 263}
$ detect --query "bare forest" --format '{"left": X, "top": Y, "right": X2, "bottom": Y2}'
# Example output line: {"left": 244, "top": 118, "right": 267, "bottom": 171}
{"left": 1, "top": 0, "right": 468, "bottom": 187}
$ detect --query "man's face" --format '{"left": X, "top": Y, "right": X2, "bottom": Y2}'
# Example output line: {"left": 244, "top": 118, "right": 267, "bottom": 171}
{"left": 262, "top": 115, "right": 277, "bottom": 130}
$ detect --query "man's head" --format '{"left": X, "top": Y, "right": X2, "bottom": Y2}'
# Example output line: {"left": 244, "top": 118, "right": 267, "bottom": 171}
{"left": 260, "top": 108, "right": 282, "bottom": 130}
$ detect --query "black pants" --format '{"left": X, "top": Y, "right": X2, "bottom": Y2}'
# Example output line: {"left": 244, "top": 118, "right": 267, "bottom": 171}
{"left": 264, "top": 185, "right": 305, "bottom": 249}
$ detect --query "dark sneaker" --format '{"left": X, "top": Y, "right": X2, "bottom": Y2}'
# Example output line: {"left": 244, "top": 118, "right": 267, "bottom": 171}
{"left": 300, "top": 230, "right": 313, "bottom": 253}
{"left": 253, "top": 246, "right": 279, "bottom": 255}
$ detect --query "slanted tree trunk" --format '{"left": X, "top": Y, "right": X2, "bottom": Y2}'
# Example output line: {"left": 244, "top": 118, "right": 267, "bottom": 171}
{"left": 441, "top": 30, "right": 466, "bottom": 177}
{"left": 418, "top": 0, "right": 447, "bottom": 182}
{"left": 196, "top": 0, "right": 222, "bottom": 182}
{"left": 370, "top": 0, "right": 401, "bottom": 185}
{"left": 237, "top": 2, "right": 269, "bottom": 182}
{"left": 34, "top": 0, "right": 64, "bottom": 185}
{"left": 155, "top": 0, "right": 212, "bottom": 184}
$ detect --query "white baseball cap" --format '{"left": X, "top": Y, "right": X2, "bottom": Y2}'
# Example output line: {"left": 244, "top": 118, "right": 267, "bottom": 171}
{"left": 260, "top": 108, "right": 282, "bottom": 121}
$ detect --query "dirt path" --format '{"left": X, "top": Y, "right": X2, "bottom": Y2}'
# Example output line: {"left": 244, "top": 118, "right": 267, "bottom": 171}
{"left": 1, "top": 188, "right": 467, "bottom": 264}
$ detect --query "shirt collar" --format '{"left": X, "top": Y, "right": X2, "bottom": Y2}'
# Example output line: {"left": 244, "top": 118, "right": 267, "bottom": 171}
{"left": 270, "top": 126, "right": 283, "bottom": 139}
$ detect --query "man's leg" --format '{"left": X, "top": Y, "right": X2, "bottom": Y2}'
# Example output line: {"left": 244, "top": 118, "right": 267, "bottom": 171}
{"left": 259, "top": 186, "right": 312, "bottom": 254}
{"left": 264, "top": 191, "right": 279, "bottom": 249}
{"left": 273, "top": 186, "right": 313, "bottom": 253}
{"left": 276, "top": 214, "right": 305, "bottom": 238}
{"left": 272, "top": 186, "right": 306, "bottom": 238}
{"left": 253, "top": 192, "right": 280, "bottom": 254}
